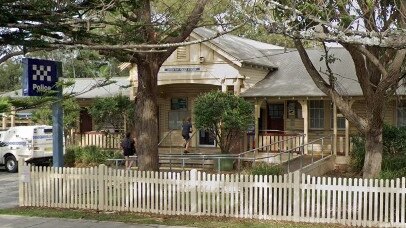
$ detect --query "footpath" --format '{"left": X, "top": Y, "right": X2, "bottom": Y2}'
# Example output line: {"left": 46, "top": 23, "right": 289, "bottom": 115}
{"left": 0, "top": 215, "right": 192, "bottom": 228}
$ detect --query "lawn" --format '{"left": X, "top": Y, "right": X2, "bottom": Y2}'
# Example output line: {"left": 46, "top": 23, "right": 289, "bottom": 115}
{"left": 0, "top": 207, "right": 346, "bottom": 228}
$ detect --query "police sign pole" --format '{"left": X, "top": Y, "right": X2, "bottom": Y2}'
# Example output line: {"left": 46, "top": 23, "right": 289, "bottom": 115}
{"left": 22, "top": 58, "right": 64, "bottom": 167}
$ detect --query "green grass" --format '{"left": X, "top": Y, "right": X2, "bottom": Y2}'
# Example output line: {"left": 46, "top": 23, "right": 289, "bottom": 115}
{"left": 0, "top": 207, "right": 346, "bottom": 228}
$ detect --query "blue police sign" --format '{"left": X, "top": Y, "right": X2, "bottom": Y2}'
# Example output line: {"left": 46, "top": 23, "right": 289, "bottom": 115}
{"left": 22, "top": 58, "right": 61, "bottom": 96}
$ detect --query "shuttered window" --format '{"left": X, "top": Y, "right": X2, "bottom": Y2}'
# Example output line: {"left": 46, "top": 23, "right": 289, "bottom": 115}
{"left": 176, "top": 46, "right": 188, "bottom": 61}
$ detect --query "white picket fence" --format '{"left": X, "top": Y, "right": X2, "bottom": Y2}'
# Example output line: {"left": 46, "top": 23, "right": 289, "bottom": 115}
{"left": 19, "top": 163, "right": 406, "bottom": 227}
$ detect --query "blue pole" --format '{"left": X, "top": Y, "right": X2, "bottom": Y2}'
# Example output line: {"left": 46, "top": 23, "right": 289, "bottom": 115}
{"left": 52, "top": 63, "right": 64, "bottom": 167}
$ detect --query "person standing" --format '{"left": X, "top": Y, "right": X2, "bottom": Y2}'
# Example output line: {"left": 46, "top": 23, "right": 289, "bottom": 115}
{"left": 181, "top": 117, "right": 192, "bottom": 153}
{"left": 121, "top": 132, "right": 136, "bottom": 169}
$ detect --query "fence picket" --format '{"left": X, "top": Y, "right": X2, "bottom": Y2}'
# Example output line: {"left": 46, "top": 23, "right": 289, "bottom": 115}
{"left": 263, "top": 175, "right": 268, "bottom": 220}
{"left": 349, "top": 178, "right": 355, "bottom": 226}
{"left": 18, "top": 163, "right": 406, "bottom": 227}
{"left": 239, "top": 174, "right": 244, "bottom": 218}
{"left": 395, "top": 178, "right": 400, "bottom": 226}
{"left": 390, "top": 179, "right": 395, "bottom": 226}
{"left": 402, "top": 177, "right": 406, "bottom": 225}
{"left": 384, "top": 179, "right": 389, "bottom": 224}
{"left": 362, "top": 178, "right": 368, "bottom": 227}
{"left": 249, "top": 175, "right": 254, "bottom": 218}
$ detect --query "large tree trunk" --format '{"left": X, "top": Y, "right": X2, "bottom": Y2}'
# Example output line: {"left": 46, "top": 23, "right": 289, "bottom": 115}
{"left": 134, "top": 60, "right": 160, "bottom": 171}
{"left": 362, "top": 98, "right": 384, "bottom": 178}
{"left": 363, "top": 128, "right": 383, "bottom": 178}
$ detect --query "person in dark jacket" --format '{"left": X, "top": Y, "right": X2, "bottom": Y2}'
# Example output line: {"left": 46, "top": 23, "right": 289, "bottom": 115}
{"left": 181, "top": 117, "right": 192, "bottom": 153}
{"left": 121, "top": 132, "right": 136, "bottom": 169}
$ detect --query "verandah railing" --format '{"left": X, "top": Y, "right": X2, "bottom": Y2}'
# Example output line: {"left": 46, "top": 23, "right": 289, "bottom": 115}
{"left": 67, "top": 132, "right": 123, "bottom": 149}
{"left": 19, "top": 163, "right": 406, "bottom": 227}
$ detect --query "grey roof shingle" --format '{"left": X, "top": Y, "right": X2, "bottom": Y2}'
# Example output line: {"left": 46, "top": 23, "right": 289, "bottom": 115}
{"left": 0, "top": 77, "right": 130, "bottom": 99}
{"left": 241, "top": 48, "right": 366, "bottom": 97}
{"left": 193, "top": 27, "right": 284, "bottom": 69}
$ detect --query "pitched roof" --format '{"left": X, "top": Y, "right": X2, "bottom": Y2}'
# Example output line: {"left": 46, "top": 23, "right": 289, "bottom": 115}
{"left": 193, "top": 27, "right": 284, "bottom": 69}
{"left": 0, "top": 77, "right": 130, "bottom": 99}
{"left": 241, "top": 48, "right": 365, "bottom": 97}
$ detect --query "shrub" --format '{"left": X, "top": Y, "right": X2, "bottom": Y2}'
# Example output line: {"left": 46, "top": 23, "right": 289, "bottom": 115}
{"left": 350, "top": 124, "right": 406, "bottom": 177}
{"left": 380, "top": 168, "right": 406, "bottom": 180}
{"left": 64, "top": 147, "right": 77, "bottom": 167}
{"left": 250, "top": 162, "right": 284, "bottom": 176}
{"left": 64, "top": 146, "right": 123, "bottom": 167}
{"left": 194, "top": 91, "right": 253, "bottom": 154}
{"left": 349, "top": 136, "right": 365, "bottom": 173}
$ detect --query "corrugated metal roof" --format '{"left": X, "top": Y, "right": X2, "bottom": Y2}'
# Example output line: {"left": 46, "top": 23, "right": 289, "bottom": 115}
{"left": 241, "top": 48, "right": 365, "bottom": 97}
{"left": 193, "top": 27, "right": 284, "bottom": 69}
{"left": 0, "top": 77, "right": 130, "bottom": 99}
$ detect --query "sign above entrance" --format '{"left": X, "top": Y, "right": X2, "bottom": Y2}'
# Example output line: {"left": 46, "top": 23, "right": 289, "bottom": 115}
{"left": 22, "top": 58, "right": 61, "bottom": 96}
{"left": 162, "top": 67, "right": 201, "bottom": 72}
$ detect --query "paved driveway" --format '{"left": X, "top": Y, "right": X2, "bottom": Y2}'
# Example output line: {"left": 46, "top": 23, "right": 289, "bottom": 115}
{"left": 0, "top": 167, "right": 18, "bottom": 209}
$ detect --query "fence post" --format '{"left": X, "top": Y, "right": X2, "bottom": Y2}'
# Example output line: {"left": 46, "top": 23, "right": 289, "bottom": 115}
{"left": 98, "top": 164, "right": 106, "bottom": 211}
{"left": 190, "top": 169, "right": 198, "bottom": 214}
{"left": 293, "top": 171, "right": 300, "bottom": 221}
{"left": 18, "top": 158, "right": 24, "bottom": 206}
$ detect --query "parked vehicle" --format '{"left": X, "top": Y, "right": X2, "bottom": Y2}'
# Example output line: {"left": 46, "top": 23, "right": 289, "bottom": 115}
{"left": 0, "top": 125, "right": 54, "bottom": 172}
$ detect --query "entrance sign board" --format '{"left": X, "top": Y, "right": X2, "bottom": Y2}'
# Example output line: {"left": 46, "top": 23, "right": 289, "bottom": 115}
{"left": 22, "top": 58, "right": 60, "bottom": 96}
{"left": 21, "top": 58, "right": 64, "bottom": 167}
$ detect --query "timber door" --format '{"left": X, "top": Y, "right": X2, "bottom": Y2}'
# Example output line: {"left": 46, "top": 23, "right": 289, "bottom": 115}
{"left": 79, "top": 109, "right": 93, "bottom": 133}
{"left": 198, "top": 130, "right": 215, "bottom": 147}
{"left": 267, "top": 104, "right": 284, "bottom": 131}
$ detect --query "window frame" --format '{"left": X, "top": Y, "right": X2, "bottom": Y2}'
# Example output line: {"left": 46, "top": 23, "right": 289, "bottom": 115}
{"left": 397, "top": 101, "right": 406, "bottom": 127}
{"left": 309, "top": 100, "right": 325, "bottom": 129}
{"left": 169, "top": 97, "right": 189, "bottom": 130}
{"left": 330, "top": 102, "right": 346, "bottom": 130}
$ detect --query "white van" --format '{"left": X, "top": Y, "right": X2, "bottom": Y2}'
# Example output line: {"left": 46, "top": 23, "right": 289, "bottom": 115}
{"left": 0, "top": 125, "right": 54, "bottom": 172}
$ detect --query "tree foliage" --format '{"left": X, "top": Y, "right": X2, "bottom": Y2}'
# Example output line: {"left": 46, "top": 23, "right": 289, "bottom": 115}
{"left": 194, "top": 91, "right": 253, "bottom": 154}
{"left": 31, "top": 97, "right": 80, "bottom": 135}
{"left": 87, "top": 94, "right": 135, "bottom": 133}
{"left": 247, "top": 0, "right": 406, "bottom": 178}
{"left": 0, "top": 59, "right": 22, "bottom": 92}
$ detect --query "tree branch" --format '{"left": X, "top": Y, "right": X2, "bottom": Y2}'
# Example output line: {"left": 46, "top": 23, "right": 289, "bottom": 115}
{"left": 295, "top": 39, "right": 368, "bottom": 132}
{"left": 0, "top": 50, "right": 24, "bottom": 64}
{"left": 341, "top": 43, "right": 374, "bottom": 97}
{"left": 352, "top": 45, "right": 388, "bottom": 79}
{"left": 259, "top": 1, "right": 406, "bottom": 49}
{"left": 377, "top": 49, "right": 406, "bottom": 94}
{"left": 45, "top": 26, "right": 244, "bottom": 52}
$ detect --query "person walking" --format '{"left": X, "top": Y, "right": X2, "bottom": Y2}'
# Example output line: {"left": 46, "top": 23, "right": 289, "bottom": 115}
{"left": 181, "top": 117, "right": 192, "bottom": 153}
{"left": 121, "top": 132, "right": 136, "bottom": 170}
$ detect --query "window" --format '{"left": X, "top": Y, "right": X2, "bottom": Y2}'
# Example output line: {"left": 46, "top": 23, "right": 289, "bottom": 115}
{"left": 168, "top": 111, "right": 188, "bottom": 130}
{"left": 268, "top": 104, "right": 284, "bottom": 118}
{"left": 287, "top": 101, "right": 302, "bottom": 118}
{"left": 397, "top": 101, "right": 406, "bottom": 127}
{"left": 169, "top": 98, "right": 188, "bottom": 130}
{"left": 171, "top": 98, "right": 187, "bottom": 110}
{"left": 309, "top": 100, "right": 324, "bottom": 129}
{"left": 330, "top": 103, "right": 346, "bottom": 129}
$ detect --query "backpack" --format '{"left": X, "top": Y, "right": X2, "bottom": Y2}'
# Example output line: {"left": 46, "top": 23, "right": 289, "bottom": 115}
{"left": 121, "top": 137, "right": 133, "bottom": 150}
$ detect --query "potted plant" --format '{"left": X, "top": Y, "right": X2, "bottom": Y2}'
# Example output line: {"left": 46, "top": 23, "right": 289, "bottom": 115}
{"left": 194, "top": 91, "right": 253, "bottom": 171}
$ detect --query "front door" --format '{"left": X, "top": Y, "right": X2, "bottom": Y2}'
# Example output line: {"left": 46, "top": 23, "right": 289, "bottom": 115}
{"left": 198, "top": 129, "right": 215, "bottom": 147}
{"left": 79, "top": 109, "right": 93, "bottom": 133}
{"left": 267, "top": 104, "right": 284, "bottom": 131}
